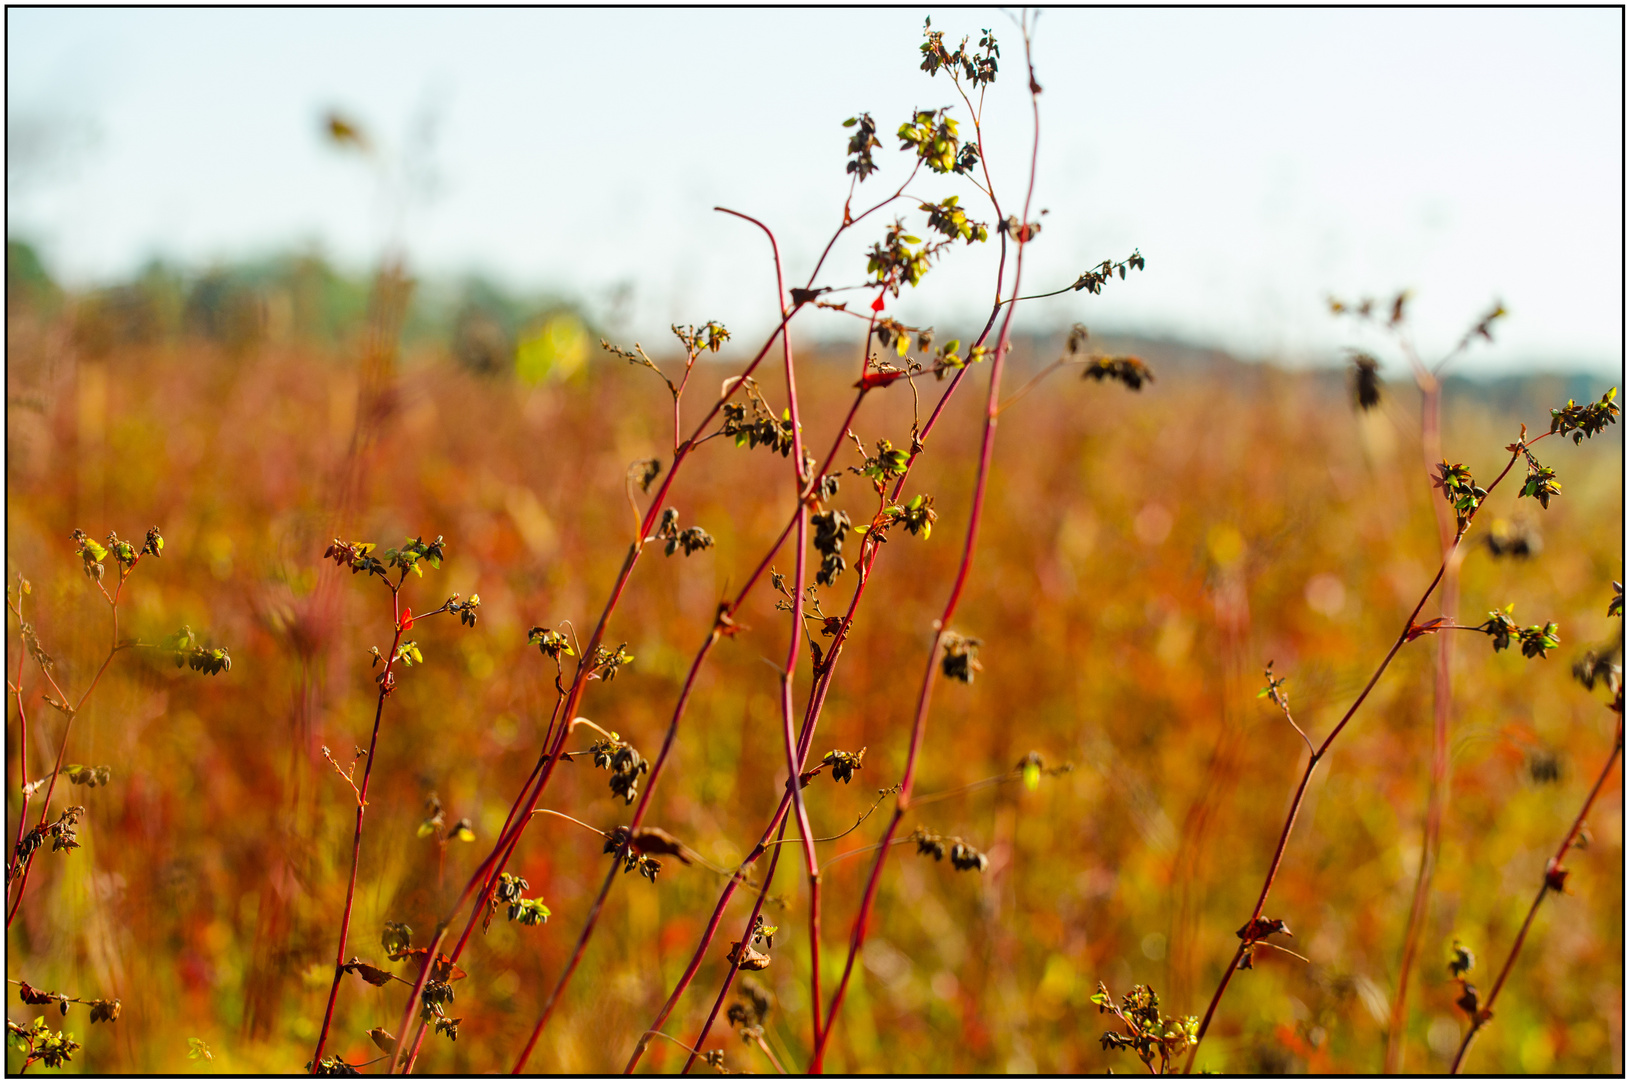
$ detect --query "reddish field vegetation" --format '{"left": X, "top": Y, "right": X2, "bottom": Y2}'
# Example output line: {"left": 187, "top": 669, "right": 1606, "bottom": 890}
{"left": 6, "top": 17, "right": 1622, "bottom": 1077}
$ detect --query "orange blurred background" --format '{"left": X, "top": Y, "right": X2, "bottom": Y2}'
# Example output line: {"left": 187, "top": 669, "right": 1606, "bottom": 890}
{"left": 5, "top": 251, "right": 1622, "bottom": 1074}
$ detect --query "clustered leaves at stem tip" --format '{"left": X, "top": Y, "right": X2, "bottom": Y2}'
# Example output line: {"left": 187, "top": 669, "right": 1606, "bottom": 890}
{"left": 15, "top": 982, "right": 121, "bottom": 1024}
{"left": 590, "top": 733, "right": 649, "bottom": 805}
{"left": 822, "top": 747, "right": 865, "bottom": 784}
{"left": 919, "top": 17, "right": 1000, "bottom": 89}
{"left": 12, "top": 806, "right": 87, "bottom": 871}
{"left": 324, "top": 534, "right": 445, "bottom": 581}
{"left": 162, "top": 625, "right": 231, "bottom": 675}
{"left": 1549, "top": 387, "right": 1620, "bottom": 444}
{"left": 589, "top": 642, "right": 635, "bottom": 682}
{"left": 850, "top": 438, "right": 911, "bottom": 486}
{"left": 1431, "top": 461, "right": 1488, "bottom": 533}
{"left": 842, "top": 112, "right": 881, "bottom": 181}
{"left": 1065, "top": 324, "right": 1154, "bottom": 390}
{"left": 528, "top": 625, "right": 574, "bottom": 661}
{"left": 1477, "top": 604, "right": 1560, "bottom": 660}
{"left": 896, "top": 108, "right": 978, "bottom": 177}
{"left": 720, "top": 378, "right": 797, "bottom": 457}
{"left": 7, "top": 1017, "right": 81, "bottom": 1069}
{"left": 1091, "top": 983, "right": 1198, "bottom": 1074}
{"left": 1071, "top": 250, "right": 1146, "bottom": 295}
{"left": 490, "top": 872, "right": 551, "bottom": 927}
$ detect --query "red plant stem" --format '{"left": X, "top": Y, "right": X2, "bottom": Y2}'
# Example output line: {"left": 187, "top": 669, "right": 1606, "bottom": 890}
{"left": 676, "top": 541, "right": 886, "bottom": 1072}
{"left": 680, "top": 817, "right": 794, "bottom": 1075}
{"left": 1449, "top": 713, "right": 1624, "bottom": 1074}
{"left": 511, "top": 855, "right": 619, "bottom": 1072}
{"left": 310, "top": 587, "right": 406, "bottom": 1072}
{"left": 630, "top": 802, "right": 790, "bottom": 1073}
{"left": 638, "top": 292, "right": 1008, "bottom": 1070}
{"left": 393, "top": 315, "right": 807, "bottom": 1072}
{"left": 384, "top": 738, "right": 552, "bottom": 1073}
{"left": 436, "top": 100, "right": 1010, "bottom": 1068}
{"left": 501, "top": 375, "right": 866, "bottom": 1072}
{"left": 723, "top": 207, "right": 827, "bottom": 1051}
{"left": 809, "top": 28, "right": 1044, "bottom": 1071}
{"left": 627, "top": 535, "right": 881, "bottom": 1074}
{"left": 1182, "top": 447, "right": 1529, "bottom": 1073}
{"left": 1386, "top": 369, "right": 1457, "bottom": 1073}
{"left": 632, "top": 119, "right": 1018, "bottom": 1080}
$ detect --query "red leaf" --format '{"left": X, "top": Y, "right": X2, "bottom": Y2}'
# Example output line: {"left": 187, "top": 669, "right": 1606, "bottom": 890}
{"left": 1405, "top": 617, "right": 1449, "bottom": 642}
{"left": 870, "top": 293, "right": 886, "bottom": 313}
{"left": 854, "top": 370, "right": 906, "bottom": 391}
{"left": 400, "top": 608, "right": 414, "bottom": 631}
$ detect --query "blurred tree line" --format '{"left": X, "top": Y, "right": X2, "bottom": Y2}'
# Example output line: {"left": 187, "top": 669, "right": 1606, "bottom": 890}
{"left": 5, "top": 237, "right": 594, "bottom": 381}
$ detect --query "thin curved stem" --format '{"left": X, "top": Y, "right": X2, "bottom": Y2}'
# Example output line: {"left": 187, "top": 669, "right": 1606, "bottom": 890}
{"left": 1183, "top": 444, "right": 1529, "bottom": 1073}
{"left": 395, "top": 312, "right": 803, "bottom": 1072}
{"left": 310, "top": 589, "right": 406, "bottom": 1072}
{"left": 1386, "top": 365, "right": 1458, "bottom": 1073}
{"left": 504, "top": 391, "right": 867, "bottom": 1073}
{"left": 679, "top": 816, "right": 794, "bottom": 1075}
{"left": 812, "top": 21, "right": 1045, "bottom": 1069}
{"left": 1449, "top": 714, "right": 1623, "bottom": 1074}
{"left": 8, "top": 580, "right": 130, "bottom": 926}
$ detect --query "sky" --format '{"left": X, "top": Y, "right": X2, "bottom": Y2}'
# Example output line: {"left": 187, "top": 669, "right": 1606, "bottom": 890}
{"left": 7, "top": 7, "right": 1624, "bottom": 374}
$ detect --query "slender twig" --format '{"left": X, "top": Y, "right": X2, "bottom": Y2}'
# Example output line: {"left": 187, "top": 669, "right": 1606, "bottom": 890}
{"left": 1183, "top": 444, "right": 1532, "bottom": 1073}
{"left": 529, "top": 808, "right": 609, "bottom": 837}
{"left": 634, "top": 35, "right": 1033, "bottom": 1080}
{"left": 1386, "top": 335, "right": 1459, "bottom": 1073}
{"left": 310, "top": 580, "right": 408, "bottom": 1072}
{"left": 761, "top": 787, "right": 896, "bottom": 848}
{"left": 812, "top": 20, "right": 1045, "bottom": 1070}
{"left": 8, "top": 567, "right": 137, "bottom": 925}
{"left": 1449, "top": 713, "right": 1623, "bottom": 1074}
{"left": 503, "top": 390, "right": 865, "bottom": 1074}
{"left": 395, "top": 307, "right": 813, "bottom": 1073}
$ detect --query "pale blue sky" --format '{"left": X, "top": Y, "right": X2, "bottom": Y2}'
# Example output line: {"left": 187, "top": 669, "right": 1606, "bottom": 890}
{"left": 8, "top": 7, "right": 1623, "bottom": 372}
